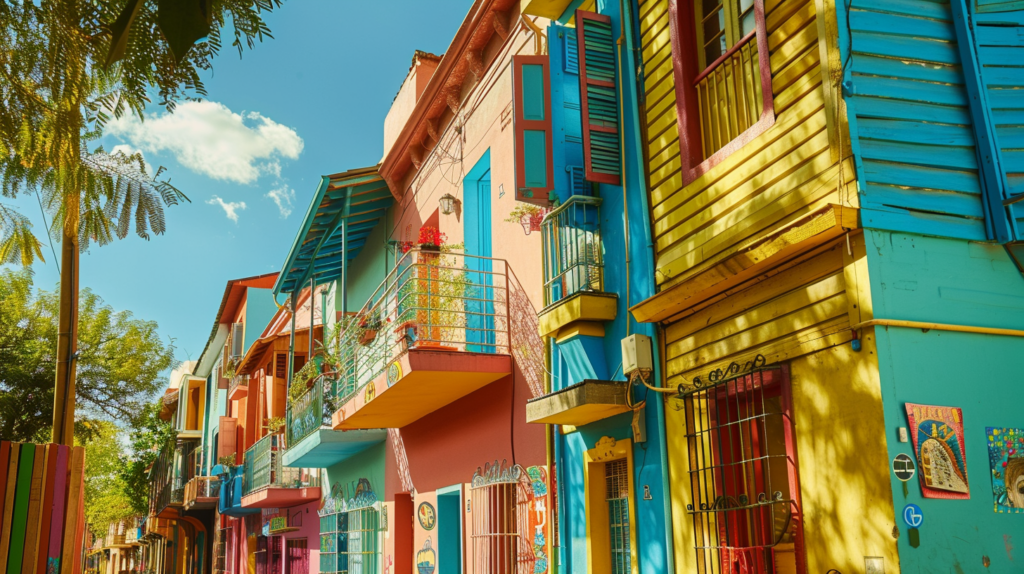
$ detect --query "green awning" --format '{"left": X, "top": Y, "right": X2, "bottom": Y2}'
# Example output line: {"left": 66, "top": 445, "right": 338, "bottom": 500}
{"left": 274, "top": 165, "right": 393, "bottom": 297}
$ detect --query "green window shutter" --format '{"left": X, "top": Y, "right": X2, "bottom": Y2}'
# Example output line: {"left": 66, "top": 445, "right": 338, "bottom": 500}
{"left": 576, "top": 10, "right": 622, "bottom": 185}
{"left": 513, "top": 55, "right": 555, "bottom": 206}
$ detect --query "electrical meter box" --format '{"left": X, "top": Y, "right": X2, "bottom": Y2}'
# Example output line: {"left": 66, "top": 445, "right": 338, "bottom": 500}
{"left": 621, "top": 334, "right": 653, "bottom": 376}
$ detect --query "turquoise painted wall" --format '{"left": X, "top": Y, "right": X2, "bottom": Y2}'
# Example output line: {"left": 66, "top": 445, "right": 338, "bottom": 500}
{"left": 331, "top": 209, "right": 393, "bottom": 319}
{"left": 244, "top": 287, "right": 278, "bottom": 353}
{"left": 324, "top": 442, "right": 387, "bottom": 506}
{"left": 547, "top": 0, "right": 670, "bottom": 572}
{"left": 866, "top": 230, "right": 1024, "bottom": 573}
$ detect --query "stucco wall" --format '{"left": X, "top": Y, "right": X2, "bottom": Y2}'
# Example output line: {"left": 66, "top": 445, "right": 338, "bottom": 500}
{"left": 866, "top": 230, "right": 1024, "bottom": 574}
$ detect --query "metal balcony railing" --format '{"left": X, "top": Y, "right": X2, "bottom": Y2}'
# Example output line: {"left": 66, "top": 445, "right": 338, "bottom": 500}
{"left": 286, "top": 374, "right": 334, "bottom": 448}
{"left": 228, "top": 374, "right": 248, "bottom": 398}
{"left": 541, "top": 196, "right": 604, "bottom": 308}
{"left": 184, "top": 475, "right": 222, "bottom": 507}
{"left": 327, "top": 249, "right": 512, "bottom": 408}
{"left": 242, "top": 433, "right": 320, "bottom": 496}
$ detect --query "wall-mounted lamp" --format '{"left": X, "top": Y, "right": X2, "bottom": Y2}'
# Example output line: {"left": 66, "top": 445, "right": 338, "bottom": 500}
{"left": 439, "top": 193, "right": 458, "bottom": 215}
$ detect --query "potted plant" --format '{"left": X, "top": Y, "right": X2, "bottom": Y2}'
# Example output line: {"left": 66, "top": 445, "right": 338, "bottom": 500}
{"left": 357, "top": 313, "right": 387, "bottom": 346}
{"left": 416, "top": 225, "right": 446, "bottom": 252}
{"left": 505, "top": 204, "right": 546, "bottom": 235}
{"left": 264, "top": 417, "right": 285, "bottom": 435}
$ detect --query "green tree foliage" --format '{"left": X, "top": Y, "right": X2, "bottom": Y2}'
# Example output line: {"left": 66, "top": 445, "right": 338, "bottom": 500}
{"left": 0, "top": 269, "right": 174, "bottom": 442}
{"left": 0, "top": 0, "right": 281, "bottom": 263}
{"left": 118, "top": 399, "right": 174, "bottom": 515}
{"left": 78, "top": 420, "right": 135, "bottom": 537}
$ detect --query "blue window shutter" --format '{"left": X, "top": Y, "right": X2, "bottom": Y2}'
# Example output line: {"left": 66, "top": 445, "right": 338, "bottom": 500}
{"left": 513, "top": 55, "right": 555, "bottom": 206}
{"left": 576, "top": 10, "right": 621, "bottom": 186}
{"left": 565, "top": 29, "right": 579, "bottom": 74}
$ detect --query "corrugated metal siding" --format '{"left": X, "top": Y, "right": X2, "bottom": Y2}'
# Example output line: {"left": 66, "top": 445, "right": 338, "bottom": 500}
{"left": 639, "top": 0, "right": 854, "bottom": 288}
{"left": 847, "top": 0, "right": 986, "bottom": 240}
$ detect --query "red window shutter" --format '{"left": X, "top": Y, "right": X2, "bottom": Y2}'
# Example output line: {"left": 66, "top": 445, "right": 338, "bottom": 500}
{"left": 218, "top": 417, "right": 237, "bottom": 462}
{"left": 576, "top": 10, "right": 622, "bottom": 185}
{"left": 513, "top": 54, "right": 555, "bottom": 206}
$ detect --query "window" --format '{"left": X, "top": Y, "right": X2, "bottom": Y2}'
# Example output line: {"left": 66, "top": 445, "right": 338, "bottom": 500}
{"left": 338, "top": 507, "right": 380, "bottom": 574}
{"left": 605, "top": 460, "right": 631, "bottom": 574}
{"left": 583, "top": 439, "right": 636, "bottom": 574}
{"left": 470, "top": 465, "right": 535, "bottom": 574}
{"left": 231, "top": 323, "right": 244, "bottom": 358}
{"left": 513, "top": 55, "right": 555, "bottom": 206}
{"left": 679, "top": 364, "right": 804, "bottom": 574}
{"left": 671, "top": 0, "right": 774, "bottom": 183}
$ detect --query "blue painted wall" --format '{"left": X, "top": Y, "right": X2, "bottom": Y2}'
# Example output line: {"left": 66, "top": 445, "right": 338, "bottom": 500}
{"left": 324, "top": 442, "right": 387, "bottom": 507}
{"left": 547, "top": 0, "right": 670, "bottom": 572}
{"left": 865, "top": 230, "right": 1024, "bottom": 573}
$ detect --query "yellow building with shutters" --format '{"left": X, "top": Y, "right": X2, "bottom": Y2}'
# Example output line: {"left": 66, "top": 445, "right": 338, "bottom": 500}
{"left": 630, "top": 0, "right": 901, "bottom": 572}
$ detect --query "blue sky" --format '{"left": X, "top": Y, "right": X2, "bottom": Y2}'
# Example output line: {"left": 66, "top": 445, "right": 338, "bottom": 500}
{"left": 13, "top": 0, "right": 471, "bottom": 367}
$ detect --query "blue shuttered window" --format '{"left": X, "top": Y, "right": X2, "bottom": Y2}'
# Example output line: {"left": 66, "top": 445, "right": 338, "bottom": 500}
{"left": 513, "top": 55, "right": 555, "bottom": 206}
{"left": 576, "top": 11, "right": 622, "bottom": 185}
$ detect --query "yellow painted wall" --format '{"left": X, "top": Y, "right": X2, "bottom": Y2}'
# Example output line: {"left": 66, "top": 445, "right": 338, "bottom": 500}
{"left": 661, "top": 239, "right": 898, "bottom": 573}
{"left": 638, "top": 0, "right": 853, "bottom": 288}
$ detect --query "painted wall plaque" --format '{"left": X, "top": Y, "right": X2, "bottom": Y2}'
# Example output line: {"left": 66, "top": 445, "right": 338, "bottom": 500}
{"left": 417, "top": 502, "right": 436, "bottom": 530}
{"left": 905, "top": 403, "right": 969, "bottom": 499}
{"left": 987, "top": 427, "right": 1024, "bottom": 513}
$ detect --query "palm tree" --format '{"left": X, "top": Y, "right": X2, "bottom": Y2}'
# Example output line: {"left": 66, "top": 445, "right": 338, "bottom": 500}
{"left": 0, "top": 0, "right": 281, "bottom": 445}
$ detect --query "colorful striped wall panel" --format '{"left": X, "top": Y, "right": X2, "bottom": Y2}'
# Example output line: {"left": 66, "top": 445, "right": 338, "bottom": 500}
{"left": 0, "top": 441, "right": 85, "bottom": 574}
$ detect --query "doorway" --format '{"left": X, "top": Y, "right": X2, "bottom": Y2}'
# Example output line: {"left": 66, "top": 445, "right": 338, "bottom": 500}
{"left": 437, "top": 486, "right": 464, "bottom": 574}
{"left": 463, "top": 152, "right": 495, "bottom": 353}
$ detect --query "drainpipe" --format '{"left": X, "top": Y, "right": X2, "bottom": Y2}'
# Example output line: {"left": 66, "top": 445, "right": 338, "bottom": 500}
{"left": 544, "top": 334, "right": 557, "bottom": 574}
{"left": 309, "top": 275, "right": 315, "bottom": 358}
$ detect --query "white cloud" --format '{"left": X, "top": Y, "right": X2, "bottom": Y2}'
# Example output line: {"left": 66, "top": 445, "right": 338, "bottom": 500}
{"left": 266, "top": 184, "right": 296, "bottom": 218}
{"left": 110, "top": 143, "right": 144, "bottom": 161}
{"left": 107, "top": 101, "right": 303, "bottom": 184}
{"left": 207, "top": 196, "right": 247, "bottom": 223}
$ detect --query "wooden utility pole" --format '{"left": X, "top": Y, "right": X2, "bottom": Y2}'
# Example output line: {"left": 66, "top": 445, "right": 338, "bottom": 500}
{"left": 51, "top": 227, "right": 79, "bottom": 446}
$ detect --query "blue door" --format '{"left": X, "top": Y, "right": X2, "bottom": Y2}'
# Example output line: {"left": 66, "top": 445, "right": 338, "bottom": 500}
{"left": 463, "top": 152, "right": 495, "bottom": 353}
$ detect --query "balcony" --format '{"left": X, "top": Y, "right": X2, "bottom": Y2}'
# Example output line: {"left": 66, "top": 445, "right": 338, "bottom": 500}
{"left": 330, "top": 250, "right": 514, "bottom": 430}
{"left": 228, "top": 374, "right": 248, "bottom": 401}
{"left": 183, "top": 476, "right": 221, "bottom": 511}
{"left": 240, "top": 433, "right": 321, "bottom": 508}
{"left": 213, "top": 465, "right": 260, "bottom": 518}
{"left": 538, "top": 196, "right": 616, "bottom": 339}
{"left": 282, "top": 374, "right": 386, "bottom": 468}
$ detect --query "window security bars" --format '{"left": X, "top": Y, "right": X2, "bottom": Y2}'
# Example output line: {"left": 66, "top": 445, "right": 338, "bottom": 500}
{"left": 605, "top": 459, "right": 631, "bottom": 574}
{"left": 695, "top": 33, "right": 763, "bottom": 159}
{"left": 679, "top": 364, "right": 803, "bottom": 574}
{"left": 330, "top": 249, "right": 513, "bottom": 407}
{"left": 242, "top": 433, "right": 320, "bottom": 495}
{"left": 214, "top": 528, "right": 228, "bottom": 574}
{"left": 320, "top": 505, "right": 381, "bottom": 574}
{"left": 470, "top": 463, "right": 535, "bottom": 574}
{"left": 541, "top": 196, "right": 603, "bottom": 308}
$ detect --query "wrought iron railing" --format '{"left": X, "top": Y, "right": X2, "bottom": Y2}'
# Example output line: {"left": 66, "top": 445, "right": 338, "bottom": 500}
{"left": 228, "top": 374, "right": 248, "bottom": 398}
{"left": 242, "top": 433, "right": 320, "bottom": 495}
{"left": 695, "top": 32, "right": 763, "bottom": 159}
{"left": 541, "top": 196, "right": 604, "bottom": 308}
{"left": 286, "top": 374, "right": 335, "bottom": 448}
{"left": 328, "top": 249, "right": 512, "bottom": 408}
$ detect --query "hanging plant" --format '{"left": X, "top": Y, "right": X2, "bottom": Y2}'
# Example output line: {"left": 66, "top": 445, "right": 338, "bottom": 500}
{"left": 264, "top": 417, "right": 285, "bottom": 435}
{"left": 505, "top": 204, "right": 546, "bottom": 235}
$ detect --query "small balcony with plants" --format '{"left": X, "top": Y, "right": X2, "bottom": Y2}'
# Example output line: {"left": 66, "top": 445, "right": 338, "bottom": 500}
{"left": 527, "top": 196, "right": 627, "bottom": 428}
{"left": 182, "top": 446, "right": 221, "bottom": 511}
{"left": 328, "top": 235, "right": 515, "bottom": 431}
{"left": 240, "top": 431, "right": 321, "bottom": 508}
{"left": 537, "top": 195, "right": 616, "bottom": 339}
{"left": 282, "top": 372, "right": 386, "bottom": 469}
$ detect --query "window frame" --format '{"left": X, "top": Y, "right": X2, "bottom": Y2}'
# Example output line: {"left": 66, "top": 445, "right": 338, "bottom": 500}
{"left": 680, "top": 364, "right": 806, "bottom": 574}
{"left": 669, "top": 0, "right": 775, "bottom": 186}
{"left": 512, "top": 55, "right": 555, "bottom": 206}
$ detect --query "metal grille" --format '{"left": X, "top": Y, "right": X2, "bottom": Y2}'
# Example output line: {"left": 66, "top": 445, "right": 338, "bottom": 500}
{"left": 541, "top": 196, "right": 603, "bottom": 307}
{"left": 680, "top": 366, "right": 803, "bottom": 574}
{"left": 605, "top": 460, "right": 631, "bottom": 574}
{"left": 338, "top": 507, "right": 380, "bottom": 574}
{"left": 470, "top": 474, "right": 535, "bottom": 574}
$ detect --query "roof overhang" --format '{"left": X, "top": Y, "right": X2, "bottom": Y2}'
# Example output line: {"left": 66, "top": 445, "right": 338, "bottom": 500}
{"left": 193, "top": 273, "right": 279, "bottom": 377}
{"left": 273, "top": 166, "right": 393, "bottom": 297}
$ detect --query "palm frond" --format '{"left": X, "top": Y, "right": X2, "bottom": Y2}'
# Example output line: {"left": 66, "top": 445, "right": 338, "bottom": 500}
{"left": 0, "top": 203, "right": 45, "bottom": 265}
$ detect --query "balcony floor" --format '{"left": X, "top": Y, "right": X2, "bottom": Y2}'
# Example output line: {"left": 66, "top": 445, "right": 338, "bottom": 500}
{"left": 332, "top": 349, "right": 512, "bottom": 430}
{"left": 282, "top": 428, "right": 387, "bottom": 468}
{"left": 241, "top": 487, "right": 321, "bottom": 509}
{"left": 184, "top": 498, "right": 219, "bottom": 511}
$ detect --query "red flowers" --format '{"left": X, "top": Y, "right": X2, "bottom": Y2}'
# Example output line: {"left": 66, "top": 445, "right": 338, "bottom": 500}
{"left": 417, "top": 226, "right": 446, "bottom": 246}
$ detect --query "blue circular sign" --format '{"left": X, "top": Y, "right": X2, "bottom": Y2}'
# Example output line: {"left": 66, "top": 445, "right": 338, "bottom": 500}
{"left": 903, "top": 503, "right": 923, "bottom": 528}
